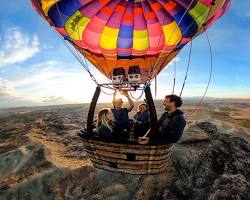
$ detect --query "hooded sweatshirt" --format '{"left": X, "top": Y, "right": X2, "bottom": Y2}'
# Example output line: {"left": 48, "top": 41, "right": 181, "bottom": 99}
{"left": 151, "top": 109, "right": 186, "bottom": 144}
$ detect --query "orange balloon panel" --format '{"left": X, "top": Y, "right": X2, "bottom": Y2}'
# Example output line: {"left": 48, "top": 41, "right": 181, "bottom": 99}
{"left": 77, "top": 46, "right": 180, "bottom": 82}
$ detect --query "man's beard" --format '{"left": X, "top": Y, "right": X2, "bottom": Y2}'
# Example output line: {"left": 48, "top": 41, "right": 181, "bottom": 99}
{"left": 164, "top": 106, "right": 170, "bottom": 111}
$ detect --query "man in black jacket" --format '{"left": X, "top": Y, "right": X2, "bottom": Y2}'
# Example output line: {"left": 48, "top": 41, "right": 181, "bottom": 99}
{"left": 156, "top": 94, "right": 186, "bottom": 143}
{"left": 139, "top": 94, "right": 186, "bottom": 145}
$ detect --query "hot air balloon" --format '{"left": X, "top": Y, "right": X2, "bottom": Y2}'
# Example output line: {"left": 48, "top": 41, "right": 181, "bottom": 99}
{"left": 30, "top": 0, "right": 232, "bottom": 174}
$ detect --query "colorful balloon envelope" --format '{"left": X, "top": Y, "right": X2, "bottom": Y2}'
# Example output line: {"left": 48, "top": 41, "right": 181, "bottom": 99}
{"left": 30, "top": 0, "right": 232, "bottom": 82}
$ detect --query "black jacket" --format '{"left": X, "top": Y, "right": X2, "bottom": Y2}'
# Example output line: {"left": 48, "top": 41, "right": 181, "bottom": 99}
{"left": 150, "top": 109, "right": 186, "bottom": 144}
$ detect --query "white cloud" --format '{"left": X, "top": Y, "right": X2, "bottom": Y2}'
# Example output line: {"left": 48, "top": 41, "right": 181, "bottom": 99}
{"left": 0, "top": 78, "right": 34, "bottom": 108}
{"left": 1, "top": 56, "right": 248, "bottom": 109}
{"left": 158, "top": 57, "right": 181, "bottom": 77}
{"left": 235, "top": 78, "right": 245, "bottom": 83}
{"left": 0, "top": 78, "right": 13, "bottom": 96}
{"left": 1, "top": 62, "right": 249, "bottom": 109}
{"left": 0, "top": 27, "right": 40, "bottom": 67}
{"left": 207, "top": 87, "right": 250, "bottom": 98}
{"left": 150, "top": 79, "right": 215, "bottom": 99}
{"left": 231, "top": 2, "right": 250, "bottom": 18}
{"left": 0, "top": 60, "right": 112, "bottom": 108}
{"left": 42, "top": 96, "right": 68, "bottom": 103}
{"left": 158, "top": 72, "right": 171, "bottom": 77}
{"left": 167, "top": 57, "right": 180, "bottom": 66}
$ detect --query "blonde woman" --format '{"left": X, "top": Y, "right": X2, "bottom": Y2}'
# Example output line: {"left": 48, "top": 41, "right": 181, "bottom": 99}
{"left": 96, "top": 108, "right": 115, "bottom": 138}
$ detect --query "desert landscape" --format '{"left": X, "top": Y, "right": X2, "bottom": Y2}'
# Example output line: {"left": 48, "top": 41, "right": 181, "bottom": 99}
{"left": 0, "top": 98, "right": 249, "bottom": 200}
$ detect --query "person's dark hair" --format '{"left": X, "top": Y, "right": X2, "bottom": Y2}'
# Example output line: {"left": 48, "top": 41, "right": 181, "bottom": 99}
{"left": 137, "top": 103, "right": 148, "bottom": 112}
{"left": 165, "top": 94, "right": 183, "bottom": 108}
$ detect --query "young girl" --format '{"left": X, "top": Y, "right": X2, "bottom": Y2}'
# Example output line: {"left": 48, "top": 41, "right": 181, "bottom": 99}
{"left": 133, "top": 103, "right": 150, "bottom": 137}
{"left": 111, "top": 90, "right": 134, "bottom": 133}
{"left": 96, "top": 108, "right": 114, "bottom": 139}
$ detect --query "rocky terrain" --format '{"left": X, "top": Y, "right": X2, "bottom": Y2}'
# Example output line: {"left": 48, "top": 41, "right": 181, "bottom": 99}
{"left": 0, "top": 99, "right": 249, "bottom": 200}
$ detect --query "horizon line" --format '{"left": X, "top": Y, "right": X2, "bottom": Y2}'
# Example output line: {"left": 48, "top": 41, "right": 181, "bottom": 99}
{"left": 1, "top": 96, "right": 250, "bottom": 110}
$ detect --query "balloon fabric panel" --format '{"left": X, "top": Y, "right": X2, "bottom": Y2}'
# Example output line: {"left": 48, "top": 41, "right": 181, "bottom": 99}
{"left": 31, "top": 0, "right": 232, "bottom": 81}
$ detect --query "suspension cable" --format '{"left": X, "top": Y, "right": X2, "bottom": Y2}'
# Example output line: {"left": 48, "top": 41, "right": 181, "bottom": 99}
{"left": 55, "top": 3, "right": 86, "bottom": 68}
{"left": 129, "top": 89, "right": 144, "bottom": 101}
{"left": 181, "top": 0, "right": 216, "bottom": 116}
{"left": 49, "top": 0, "right": 214, "bottom": 106}
{"left": 150, "top": 0, "right": 216, "bottom": 83}
{"left": 179, "top": 40, "right": 193, "bottom": 96}
{"left": 172, "top": 60, "right": 176, "bottom": 94}
{"left": 155, "top": 76, "right": 157, "bottom": 101}
{"left": 73, "top": 0, "right": 90, "bottom": 71}
{"left": 148, "top": 0, "right": 195, "bottom": 81}
{"left": 55, "top": 32, "right": 99, "bottom": 85}
{"left": 100, "top": 89, "right": 114, "bottom": 96}
{"left": 186, "top": 31, "right": 213, "bottom": 118}
{"left": 53, "top": 3, "right": 100, "bottom": 86}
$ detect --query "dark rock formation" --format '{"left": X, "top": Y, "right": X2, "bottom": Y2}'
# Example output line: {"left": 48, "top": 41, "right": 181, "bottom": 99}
{"left": 196, "top": 121, "right": 218, "bottom": 135}
{"left": 165, "top": 122, "right": 250, "bottom": 200}
{"left": 0, "top": 116, "right": 249, "bottom": 200}
{"left": 0, "top": 144, "right": 52, "bottom": 197}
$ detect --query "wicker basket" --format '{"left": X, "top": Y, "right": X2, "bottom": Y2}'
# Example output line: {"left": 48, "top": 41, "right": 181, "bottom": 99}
{"left": 81, "top": 136, "right": 173, "bottom": 175}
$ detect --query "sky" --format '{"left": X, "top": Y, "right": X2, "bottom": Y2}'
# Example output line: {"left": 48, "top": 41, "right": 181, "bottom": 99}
{"left": 0, "top": 1, "right": 249, "bottom": 108}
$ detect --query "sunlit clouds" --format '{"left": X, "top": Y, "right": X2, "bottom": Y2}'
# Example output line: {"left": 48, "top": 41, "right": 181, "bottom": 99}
{"left": 0, "top": 28, "right": 40, "bottom": 67}
{"left": 0, "top": 0, "right": 250, "bottom": 109}
{"left": 0, "top": 59, "right": 112, "bottom": 108}
{"left": 0, "top": 78, "right": 34, "bottom": 108}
